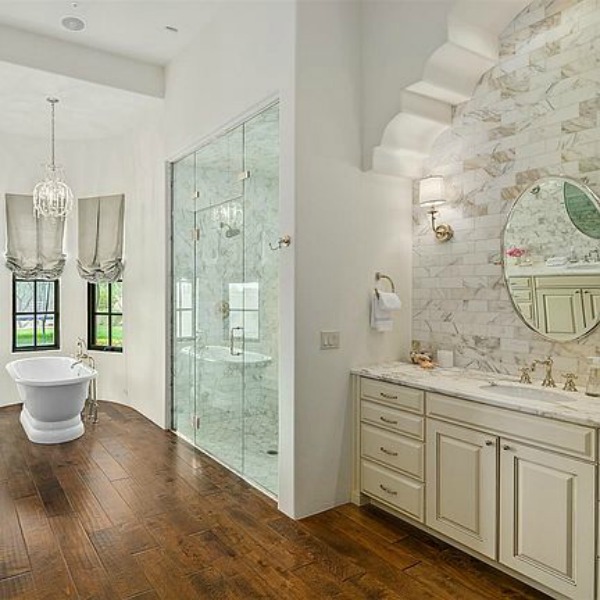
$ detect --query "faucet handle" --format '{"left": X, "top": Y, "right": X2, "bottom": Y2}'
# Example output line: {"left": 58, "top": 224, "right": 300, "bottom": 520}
{"left": 562, "top": 373, "right": 578, "bottom": 392}
{"left": 518, "top": 366, "right": 532, "bottom": 384}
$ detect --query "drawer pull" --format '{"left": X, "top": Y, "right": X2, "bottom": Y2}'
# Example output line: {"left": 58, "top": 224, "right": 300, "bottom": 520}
{"left": 379, "top": 416, "right": 398, "bottom": 425}
{"left": 485, "top": 440, "right": 494, "bottom": 447}
{"left": 503, "top": 444, "right": 513, "bottom": 451}
{"left": 380, "top": 392, "right": 398, "bottom": 400}
{"left": 380, "top": 446, "right": 398, "bottom": 457}
{"left": 379, "top": 484, "right": 398, "bottom": 496}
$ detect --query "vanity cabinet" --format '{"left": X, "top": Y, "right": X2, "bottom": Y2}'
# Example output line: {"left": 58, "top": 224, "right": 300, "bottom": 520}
{"left": 353, "top": 376, "right": 598, "bottom": 600}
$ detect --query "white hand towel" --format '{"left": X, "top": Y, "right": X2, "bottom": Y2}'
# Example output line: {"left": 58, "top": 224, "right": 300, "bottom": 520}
{"left": 371, "top": 291, "right": 402, "bottom": 332}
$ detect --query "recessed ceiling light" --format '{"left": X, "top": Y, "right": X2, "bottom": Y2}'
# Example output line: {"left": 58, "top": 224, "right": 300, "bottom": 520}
{"left": 61, "top": 15, "right": 86, "bottom": 32}
{"left": 165, "top": 25, "right": 179, "bottom": 33}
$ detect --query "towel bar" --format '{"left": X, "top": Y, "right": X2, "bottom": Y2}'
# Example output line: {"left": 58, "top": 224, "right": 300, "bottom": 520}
{"left": 374, "top": 272, "right": 395, "bottom": 299}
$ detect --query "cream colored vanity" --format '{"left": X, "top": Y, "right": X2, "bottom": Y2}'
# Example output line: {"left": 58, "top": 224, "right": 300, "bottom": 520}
{"left": 352, "top": 364, "right": 600, "bottom": 600}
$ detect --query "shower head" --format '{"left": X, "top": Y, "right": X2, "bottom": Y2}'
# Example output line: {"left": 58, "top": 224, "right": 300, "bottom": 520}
{"left": 220, "top": 222, "right": 241, "bottom": 238}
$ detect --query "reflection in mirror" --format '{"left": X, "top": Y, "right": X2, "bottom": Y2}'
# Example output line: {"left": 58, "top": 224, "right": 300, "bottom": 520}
{"left": 503, "top": 177, "right": 600, "bottom": 342}
{"left": 564, "top": 182, "right": 600, "bottom": 239}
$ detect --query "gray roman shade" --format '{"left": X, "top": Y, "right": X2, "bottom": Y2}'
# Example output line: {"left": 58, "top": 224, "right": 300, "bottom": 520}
{"left": 77, "top": 194, "right": 124, "bottom": 283}
{"left": 5, "top": 194, "right": 66, "bottom": 280}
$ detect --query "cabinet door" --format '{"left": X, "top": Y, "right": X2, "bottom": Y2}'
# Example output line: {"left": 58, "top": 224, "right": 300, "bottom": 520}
{"left": 535, "top": 288, "right": 585, "bottom": 339}
{"left": 500, "top": 441, "right": 595, "bottom": 600}
{"left": 426, "top": 419, "right": 497, "bottom": 559}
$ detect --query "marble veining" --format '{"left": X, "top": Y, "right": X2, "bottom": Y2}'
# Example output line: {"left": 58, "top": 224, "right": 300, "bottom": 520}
{"left": 415, "top": 0, "right": 600, "bottom": 379}
{"left": 353, "top": 361, "right": 600, "bottom": 427}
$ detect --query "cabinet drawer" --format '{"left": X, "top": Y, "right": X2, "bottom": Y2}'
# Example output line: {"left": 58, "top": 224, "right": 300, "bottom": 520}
{"left": 509, "top": 277, "right": 531, "bottom": 289}
{"left": 362, "top": 400, "right": 424, "bottom": 440}
{"left": 361, "top": 459, "right": 424, "bottom": 522}
{"left": 427, "top": 392, "right": 596, "bottom": 461}
{"left": 361, "top": 423, "right": 424, "bottom": 479}
{"left": 361, "top": 378, "right": 424, "bottom": 414}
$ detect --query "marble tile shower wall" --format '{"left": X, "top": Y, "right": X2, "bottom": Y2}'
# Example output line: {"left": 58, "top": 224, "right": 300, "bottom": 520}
{"left": 414, "top": 0, "right": 600, "bottom": 378}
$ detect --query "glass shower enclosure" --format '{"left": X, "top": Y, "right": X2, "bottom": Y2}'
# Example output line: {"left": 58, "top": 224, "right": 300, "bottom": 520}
{"left": 171, "top": 103, "right": 280, "bottom": 495}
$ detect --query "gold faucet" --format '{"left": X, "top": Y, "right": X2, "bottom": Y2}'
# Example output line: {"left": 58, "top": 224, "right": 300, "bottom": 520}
{"left": 518, "top": 366, "right": 532, "bottom": 384}
{"left": 531, "top": 356, "right": 556, "bottom": 388}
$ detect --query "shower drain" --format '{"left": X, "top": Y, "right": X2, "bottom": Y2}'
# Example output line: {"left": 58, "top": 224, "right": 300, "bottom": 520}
{"left": 266, "top": 449, "right": 278, "bottom": 455}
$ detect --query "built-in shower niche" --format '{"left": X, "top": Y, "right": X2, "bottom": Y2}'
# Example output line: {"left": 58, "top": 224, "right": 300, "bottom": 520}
{"left": 171, "top": 102, "right": 280, "bottom": 496}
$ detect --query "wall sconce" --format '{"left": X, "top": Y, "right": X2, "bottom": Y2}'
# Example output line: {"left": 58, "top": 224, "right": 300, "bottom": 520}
{"left": 419, "top": 176, "right": 453, "bottom": 242}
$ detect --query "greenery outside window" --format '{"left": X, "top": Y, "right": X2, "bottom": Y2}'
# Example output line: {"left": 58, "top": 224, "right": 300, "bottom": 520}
{"left": 13, "top": 278, "right": 60, "bottom": 351}
{"left": 88, "top": 281, "right": 123, "bottom": 351}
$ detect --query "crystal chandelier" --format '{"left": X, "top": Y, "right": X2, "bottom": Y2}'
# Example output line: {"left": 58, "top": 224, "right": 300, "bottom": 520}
{"left": 33, "top": 97, "right": 74, "bottom": 219}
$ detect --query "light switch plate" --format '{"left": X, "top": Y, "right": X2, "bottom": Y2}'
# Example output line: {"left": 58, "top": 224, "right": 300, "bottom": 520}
{"left": 320, "top": 331, "right": 340, "bottom": 350}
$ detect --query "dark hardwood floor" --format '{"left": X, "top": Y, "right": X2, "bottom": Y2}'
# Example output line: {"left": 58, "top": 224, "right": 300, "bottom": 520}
{"left": 0, "top": 401, "right": 549, "bottom": 600}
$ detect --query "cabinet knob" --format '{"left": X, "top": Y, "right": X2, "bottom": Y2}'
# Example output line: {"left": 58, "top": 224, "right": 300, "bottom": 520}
{"left": 502, "top": 444, "right": 512, "bottom": 451}
{"left": 485, "top": 440, "right": 494, "bottom": 446}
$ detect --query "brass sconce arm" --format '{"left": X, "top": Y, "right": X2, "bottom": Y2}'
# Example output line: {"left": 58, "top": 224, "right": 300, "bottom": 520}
{"left": 427, "top": 207, "right": 454, "bottom": 242}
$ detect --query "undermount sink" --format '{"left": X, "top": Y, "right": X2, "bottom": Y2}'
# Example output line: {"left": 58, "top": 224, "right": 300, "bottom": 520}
{"left": 479, "top": 383, "right": 575, "bottom": 403}
{"left": 183, "top": 345, "right": 272, "bottom": 367}
{"left": 566, "top": 261, "right": 600, "bottom": 270}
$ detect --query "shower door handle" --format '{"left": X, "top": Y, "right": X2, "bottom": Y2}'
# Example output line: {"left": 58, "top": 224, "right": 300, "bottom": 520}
{"left": 230, "top": 327, "right": 244, "bottom": 356}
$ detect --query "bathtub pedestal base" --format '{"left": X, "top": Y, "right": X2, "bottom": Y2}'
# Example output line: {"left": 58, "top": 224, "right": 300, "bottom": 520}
{"left": 20, "top": 406, "right": 84, "bottom": 444}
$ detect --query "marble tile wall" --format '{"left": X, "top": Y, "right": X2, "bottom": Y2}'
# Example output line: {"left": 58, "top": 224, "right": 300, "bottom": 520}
{"left": 414, "top": 0, "right": 600, "bottom": 380}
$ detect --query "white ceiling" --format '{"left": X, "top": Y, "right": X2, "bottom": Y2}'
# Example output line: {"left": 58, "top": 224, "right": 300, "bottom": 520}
{"left": 0, "top": 1, "right": 219, "bottom": 66}
{"left": 0, "top": 61, "right": 162, "bottom": 139}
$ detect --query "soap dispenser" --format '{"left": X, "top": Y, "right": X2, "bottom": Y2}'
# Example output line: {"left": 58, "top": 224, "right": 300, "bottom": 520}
{"left": 585, "top": 357, "right": 600, "bottom": 397}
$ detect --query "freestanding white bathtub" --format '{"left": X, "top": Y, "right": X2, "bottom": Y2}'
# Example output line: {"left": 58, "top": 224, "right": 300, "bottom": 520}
{"left": 6, "top": 356, "right": 97, "bottom": 444}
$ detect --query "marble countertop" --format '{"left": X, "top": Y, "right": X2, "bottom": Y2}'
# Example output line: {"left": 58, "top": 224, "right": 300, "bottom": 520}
{"left": 352, "top": 361, "right": 600, "bottom": 428}
{"left": 506, "top": 264, "right": 600, "bottom": 277}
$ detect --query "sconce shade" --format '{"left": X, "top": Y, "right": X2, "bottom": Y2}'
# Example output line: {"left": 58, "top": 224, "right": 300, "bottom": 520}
{"left": 419, "top": 176, "right": 445, "bottom": 207}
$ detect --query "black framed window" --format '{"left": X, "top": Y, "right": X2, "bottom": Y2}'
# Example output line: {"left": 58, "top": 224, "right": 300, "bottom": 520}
{"left": 13, "top": 278, "right": 60, "bottom": 351}
{"left": 88, "top": 281, "right": 123, "bottom": 352}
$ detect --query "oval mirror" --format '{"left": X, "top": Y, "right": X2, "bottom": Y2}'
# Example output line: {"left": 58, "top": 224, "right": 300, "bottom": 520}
{"left": 503, "top": 177, "right": 600, "bottom": 342}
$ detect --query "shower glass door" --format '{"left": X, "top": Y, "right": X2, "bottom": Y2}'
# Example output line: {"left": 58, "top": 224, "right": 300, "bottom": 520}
{"left": 193, "top": 125, "right": 245, "bottom": 472}
{"left": 171, "top": 102, "right": 280, "bottom": 496}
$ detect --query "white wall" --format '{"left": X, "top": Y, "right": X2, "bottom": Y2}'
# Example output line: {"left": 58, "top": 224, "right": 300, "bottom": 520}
{"left": 361, "top": 1, "right": 453, "bottom": 168}
{"left": 293, "top": 1, "right": 413, "bottom": 518}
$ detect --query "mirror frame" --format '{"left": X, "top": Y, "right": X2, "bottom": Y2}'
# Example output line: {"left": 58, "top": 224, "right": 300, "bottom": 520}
{"left": 501, "top": 175, "right": 600, "bottom": 342}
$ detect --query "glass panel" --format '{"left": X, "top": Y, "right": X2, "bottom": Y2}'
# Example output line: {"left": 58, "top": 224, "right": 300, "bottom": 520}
{"left": 194, "top": 185, "right": 244, "bottom": 472}
{"left": 15, "top": 314, "right": 34, "bottom": 348}
{"left": 242, "top": 103, "right": 280, "bottom": 494}
{"left": 96, "top": 283, "right": 109, "bottom": 312}
{"left": 95, "top": 315, "right": 109, "bottom": 347}
{"left": 15, "top": 280, "right": 34, "bottom": 313}
{"left": 194, "top": 126, "right": 243, "bottom": 211}
{"left": 111, "top": 282, "right": 123, "bottom": 313}
{"left": 171, "top": 152, "right": 196, "bottom": 442}
{"left": 111, "top": 315, "right": 123, "bottom": 348}
{"left": 36, "top": 282, "right": 55, "bottom": 313}
{"left": 36, "top": 315, "right": 55, "bottom": 346}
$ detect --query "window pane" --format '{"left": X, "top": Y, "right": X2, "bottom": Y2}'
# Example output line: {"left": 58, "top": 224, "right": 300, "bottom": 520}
{"left": 15, "top": 315, "right": 34, "bottom": 348}
{"left": 36, "top": 315, "right": 55, "bottom": 346}
{"left": 15, "top": 280, "right": 34, "bottom": 313}
{"left": 95, "top": 315, "right": 109, "bottom": 347}
{"left": 96, "top": 283, "right": 109, "bottom": 312}
{"left": 111, "top": 315, "right": 123, "bottom": 348}
{"left": 36, "top": 281, "right": 55, "bottom": 313}
{"left": 178, "top": 310, "right": 192, "bottom": 338}
{"left": 111, "top": 281, "right": 123, "bottom": 313}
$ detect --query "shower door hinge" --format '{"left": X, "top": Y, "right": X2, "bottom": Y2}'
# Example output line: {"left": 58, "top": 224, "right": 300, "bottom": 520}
{"left": 191, "top": 228, "right": 200, "bottom": 241}
{"left": 194, "top": 191, "right": 200, "bottom": 198}
{"left": 192, "top": 415, "right": 201, "bottom": 429}
{"left": 237, "top": 170, "right": 250, "bottom": 181}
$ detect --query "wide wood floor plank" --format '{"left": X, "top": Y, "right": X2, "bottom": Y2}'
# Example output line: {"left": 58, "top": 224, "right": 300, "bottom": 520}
{"left": 15, "top": 495, "right": 77, "bottom": 600}
{"left": 0, "top": 571, "right": 36, "bottom": 600}
{"left": 50, "top": 514, "right": 120, "bottom": 600}
{"left": 0, "top": 482, "right": 30, "bottom": 581}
